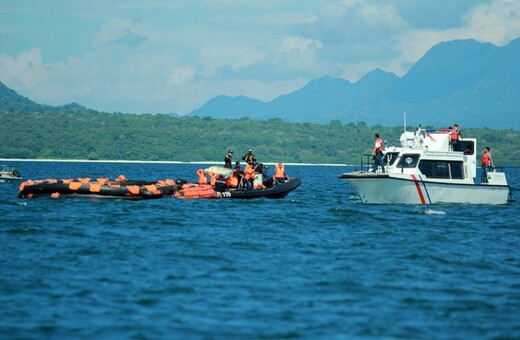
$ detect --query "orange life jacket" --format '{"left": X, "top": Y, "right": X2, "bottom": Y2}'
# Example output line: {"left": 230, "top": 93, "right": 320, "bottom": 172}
{"left": 226, "top": 172, "right": 239, "bottom": 187}
{"left": 274, "top": 164, "right": 285, "bottom": 179}
{"left": 245, "top": 164, "right": 256, "bottom": 180}
{"left": 375, "top": 138, "right": 384, "bottom": 153}
{"left": 196, "top": 169, "right": 207, "bottom": 184}
{"left": 481, "top": 152, "right": 491, "bottom": 165}
{"left": 450, "top": 128, "right": 459, "bottom": 141}
{"left": 210, "top": 172, "right": 219, "bottom": 186}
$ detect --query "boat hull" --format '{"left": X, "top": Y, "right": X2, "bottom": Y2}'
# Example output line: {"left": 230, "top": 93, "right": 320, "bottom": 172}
{"left": 222, "top": 178, "right": 301, "bottom": 199}
{"left": 339, "top": 172, "right": 510, "bottom": 205}
{"left": 177, "top": 178, "right": 301, "bottom": 199}
{"left": 0, "top": 176, "right": 22, "bottom": 183}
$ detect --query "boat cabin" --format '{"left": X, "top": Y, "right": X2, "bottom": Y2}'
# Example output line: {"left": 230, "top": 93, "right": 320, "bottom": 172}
{"left": 379, "top": 128, "right": 479, "bottom": 183}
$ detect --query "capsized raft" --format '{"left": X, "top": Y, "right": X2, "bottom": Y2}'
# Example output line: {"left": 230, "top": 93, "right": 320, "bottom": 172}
{"left": 18, "top": 177, "right": 178, "bottom": 200}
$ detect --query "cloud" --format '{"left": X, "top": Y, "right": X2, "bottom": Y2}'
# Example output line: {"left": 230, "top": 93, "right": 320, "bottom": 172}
{"left": 94, "top": 18, "right": 148, "bottom": 47}
{"left": 1, "top": 0, "right": 519, "bottom": 115}
{"left": 167, "top": 66, "right": 196, "bottom": 87}
{"left": 280, "top": 36, "right": 323, "bottom": 53}
{"left": 0, "top": 48, "right": 49, "bottom": 89}
{"left": 389, "top": 0, "right": 520, "bottom": 77}
{"left": 199, "top": 46, "right": 267, "bottom": 76}
{"left": 462, "top": 0, "right": 520, "bottom": 44}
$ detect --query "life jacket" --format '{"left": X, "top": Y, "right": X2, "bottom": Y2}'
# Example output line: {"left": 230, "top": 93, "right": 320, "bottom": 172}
{"left": 210, "top": 172, "right": 219, "bottom": 186}
{"left": 481, "top": 152, "right": 491, "bottom": 165}
{"left": 244, "top": 164, "right": 256, "bottom": 180}
{"left": 375, "top": 138, "right": 385, "bottom": 153}
{"left": 196, "top": 169, "right": 207, "bottom": 185}
{"left": 274, "top": 164, "right": 285, "bottom": 179}
{"left": 450, "top": 128, "right": 459, "bottom": 141}
{"left": 226, "top": 172, "right": 239, "bottom": 187}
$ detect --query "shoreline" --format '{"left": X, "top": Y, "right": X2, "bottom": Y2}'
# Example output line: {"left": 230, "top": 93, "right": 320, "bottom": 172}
{"left": 0, "top": 158, "right": 349, "bottom": 167}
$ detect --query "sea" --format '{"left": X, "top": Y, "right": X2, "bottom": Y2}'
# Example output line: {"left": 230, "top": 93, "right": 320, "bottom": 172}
{"left": 1, "top": 160, "right": 519, "bottom": 339}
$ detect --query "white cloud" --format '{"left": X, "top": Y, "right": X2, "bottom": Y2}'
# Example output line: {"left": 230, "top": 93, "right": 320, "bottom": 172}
{"left": 167, "top": 66, "right": 196, "bottom": 87}
{"left": 94, "top": 18, "right": 148, "bottom": 47}
{"left": 387, "top": 0, "right": 520, "bottom": 78}
{"left": 462, "top": 0, "right": 520, "bottom": 44}
{"left": 280, "top": 36, "right": 323, "bottom": 53}
{"left": 199, "top": 46, "right": 267, "bottom": 75}
{"left": 0, "top": 48, "right": 49, "bottom": 89}
{"left": 1, "top": 0, "right": 519, "bottom": 115}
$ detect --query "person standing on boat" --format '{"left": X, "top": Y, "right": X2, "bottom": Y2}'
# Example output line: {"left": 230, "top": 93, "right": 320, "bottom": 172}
{"left": 372, "top": 133, "right": 385, "bottom": 173}
{"left": 450, "top": 123, "right": 462, "bottom": 151}
{"left": 481, "top": 146, "right": 495, "bottom": 183}
{"left": 233, "top": 161, "right": 244, "bottom": 188}
{"left": 242, "top": 149, "right": 257, "bottom": 166}
{"left": 224, "top": 150, "right": 233, "bottom": 168}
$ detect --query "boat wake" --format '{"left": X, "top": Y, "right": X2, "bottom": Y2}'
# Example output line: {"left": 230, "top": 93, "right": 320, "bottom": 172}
{"left": 424, "top": 208, "right": 446, "bottom": 215}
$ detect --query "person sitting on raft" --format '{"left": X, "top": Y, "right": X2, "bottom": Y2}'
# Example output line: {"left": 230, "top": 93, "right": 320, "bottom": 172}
{"left": 244, "top": 161, "right": 256, "bottom": 190}
{"left": 261, "top": 164, "right": 273, "bottom": 187}
{"left": 225, "top": 170, "right": 239, "bottom": 188}
{"left": 196, "top": 169, "right": 207, "bottom": 185}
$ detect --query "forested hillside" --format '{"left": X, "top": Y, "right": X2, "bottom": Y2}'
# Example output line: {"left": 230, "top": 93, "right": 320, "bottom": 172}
{"left": 2, "top": 111, "right": 519, "bottom": 166}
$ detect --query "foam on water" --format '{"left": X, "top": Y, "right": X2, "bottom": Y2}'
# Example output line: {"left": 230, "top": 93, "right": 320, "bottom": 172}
{"left": 424, "top": 208, "right": 446, "bottom": 215}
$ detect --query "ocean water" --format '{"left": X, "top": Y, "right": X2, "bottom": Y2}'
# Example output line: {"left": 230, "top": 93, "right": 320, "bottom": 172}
{"left": 1, "top": 161, "right": 519, "bottom": 339}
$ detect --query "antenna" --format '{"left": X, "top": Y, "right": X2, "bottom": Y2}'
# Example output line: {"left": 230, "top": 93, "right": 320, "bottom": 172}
{"left": 403, "top": 112, "right": 406, "bottom": 132}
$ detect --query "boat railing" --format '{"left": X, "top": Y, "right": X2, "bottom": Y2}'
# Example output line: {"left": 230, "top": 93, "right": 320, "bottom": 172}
{"left": 359, "top": 153, "right": 373, "bottom": 172}
{"left": 2, "top": 165, "right": 16, "bottom": 173}
{"left": 1, "top": 165, "right": 21, "bottom": 177}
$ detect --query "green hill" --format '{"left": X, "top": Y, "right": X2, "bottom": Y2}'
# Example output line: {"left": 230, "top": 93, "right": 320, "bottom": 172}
{"left": 1, "top": 111, "right": 519, "bottom": 167}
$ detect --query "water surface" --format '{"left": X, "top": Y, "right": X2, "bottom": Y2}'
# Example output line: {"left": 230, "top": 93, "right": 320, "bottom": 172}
{"left": 1, "top": 161, "right": 519, "bottom": 339}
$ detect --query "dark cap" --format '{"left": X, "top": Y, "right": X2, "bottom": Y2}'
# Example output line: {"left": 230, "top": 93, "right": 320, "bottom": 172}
{"left": 228, "top": 150, "right": 233, "bottom": 153}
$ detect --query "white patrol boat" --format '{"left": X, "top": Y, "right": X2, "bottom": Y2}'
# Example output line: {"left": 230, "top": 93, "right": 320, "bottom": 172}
{"left": 339, "top": 127, "right": 512, "bottom": 205}
{"left": 0, "top": 165, "right": 22, "bottom": 183}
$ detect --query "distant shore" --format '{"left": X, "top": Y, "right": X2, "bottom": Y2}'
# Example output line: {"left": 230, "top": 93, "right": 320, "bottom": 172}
{"left": 0, "top": 158, "right": 348, "bottom": 167}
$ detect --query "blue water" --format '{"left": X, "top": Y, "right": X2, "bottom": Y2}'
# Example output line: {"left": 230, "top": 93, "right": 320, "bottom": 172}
{"left": 1, "top": 161, "right": 519, "bottom": 339}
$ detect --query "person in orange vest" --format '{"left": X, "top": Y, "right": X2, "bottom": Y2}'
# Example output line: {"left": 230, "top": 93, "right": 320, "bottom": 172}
{"left": 274, "top": 163, "right": 287, "bottom": 184}
{"left": 481, "top": 146, "right": 495, "bottom": 183}
{"left": 371, "top": 133, "right": 385, "bottom": 173}
{"left": 244, "top": 161, "right": 256, "bottom": 190}
{"left": 225, "top": 170, "right": 239, "bottom": 187}
{"left": 209, "top": 172, "right": 220, "bottom": 186}
{"left": 196, "top": 169, "right": 207, "bottom": 185}
{"left": 450, "top": 123, "right": 462, "bottom": 151}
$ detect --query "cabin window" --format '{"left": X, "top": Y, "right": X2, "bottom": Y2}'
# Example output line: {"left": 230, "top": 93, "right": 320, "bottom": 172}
{"left": 449, "top": 161, "right": 464, "bottom": 179}
{"left": 459, "top": 141, "right": 474, "bottom": 155}
{"left": 384, "top": 152, "right": 399, "bottom": 166}
{"left": 396, "top": 154, "right": 420, "bottom": 168}
{"left": 419, "top": 160, "right": 465, "bottom": 179}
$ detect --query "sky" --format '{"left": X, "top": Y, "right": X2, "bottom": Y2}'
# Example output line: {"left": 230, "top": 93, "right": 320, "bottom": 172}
{"left": 1, "top": 0, "right": 519, "bottom": 115}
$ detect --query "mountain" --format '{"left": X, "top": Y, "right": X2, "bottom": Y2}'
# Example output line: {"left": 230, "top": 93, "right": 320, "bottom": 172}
{"left": 0, "top": 81, "right": 43, "bottom": 112}
{"left": 190, "top": 38, "right": 520, "bottom": 129}
{"left": 192, "top": 95, "right": 266, "bottom": 119}
{"left": 0, "top": 81, "right": 97, "bottom": 114}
